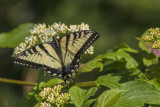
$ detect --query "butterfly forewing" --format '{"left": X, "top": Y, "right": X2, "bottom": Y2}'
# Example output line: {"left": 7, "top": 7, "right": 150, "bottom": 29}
{"left": 14, "top": 43, "right": 62, "bottom": 77}
{"left": 59, "top": 30, "right": 99, "bottom": 70}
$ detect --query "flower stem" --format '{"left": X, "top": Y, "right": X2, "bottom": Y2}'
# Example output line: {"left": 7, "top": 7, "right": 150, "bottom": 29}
{"left": 63, "top": 81, "right": 97, "bottom": 88}
{"left": 75, "top": 81, "right": 97, "bottom": 87}
{"left": 0, "top": 77, "right": 37, "bottom": 86}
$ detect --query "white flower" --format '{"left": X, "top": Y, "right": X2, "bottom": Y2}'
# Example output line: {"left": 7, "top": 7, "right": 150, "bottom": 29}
{"left": 58, "top": 23, "right": 68, "bottom": 33}
{"left": 44, "top": 37, "right": 52, "bottom": 42}
{"left": 43, "top": 27, "right": 57, "bottom": 37}
{"left": 51, "top": 22, "right": 60, "bottom": 30}
{"left": 30, "top": 23, "right": 47, "bottom": 35}
{"left": 40, "top": 101, "right": 51, "bottom": 107}
{"left": 51, "top": 22, "right": 68, "bottom": 33}
{"left": 19, "top": 42, "right": 26, "bottom": 49}
{"left": 69, "top": 25, "right": 79, "bottom": 32}
{"left": 78, "top": 22, "right": 90, "bottom": 30}
{"left": 84, "top": 46, "right": 94, "bottom": 54}
{"left": 25, "top": 37, "right": 32, "bottom": 43}
{"left": 39, "top": 85, "right": 70, "bottom": 106}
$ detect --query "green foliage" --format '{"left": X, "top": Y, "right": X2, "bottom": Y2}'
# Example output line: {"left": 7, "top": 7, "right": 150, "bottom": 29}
{"left": 96, "top": 74, "right": 122, "bottom": 89}
{"left": 79, "top": 58, "right": 103, "bottom": 74}
{"left": 116, "top": 80, "right": 160, "bottom": 107}
{"left": 69, "top": 86, "right": 97, "bottom": 107}
{"left": 143, "top": 53, "right": 158, "bottom": 66}
{"left": 145, "top": 62, "right": 160, "bottom": 84}
{"left": 94, "top": 89, "right": 124, "bottom": 107}
{"left": 0, "top": 23, "right": 34, "bottom": 48}
{"left": 3, "top": 24, "right": 160, "bottom": 107}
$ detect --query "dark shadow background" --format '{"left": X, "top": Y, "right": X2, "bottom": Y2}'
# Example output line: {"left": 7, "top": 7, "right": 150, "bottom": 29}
{"left": 0, "top": 0, "right": 160, "bottom": 106}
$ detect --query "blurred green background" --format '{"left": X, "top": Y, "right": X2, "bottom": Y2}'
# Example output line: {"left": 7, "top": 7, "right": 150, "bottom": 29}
{"left": 0, "top": 0, "right": 160, "bottom": 106}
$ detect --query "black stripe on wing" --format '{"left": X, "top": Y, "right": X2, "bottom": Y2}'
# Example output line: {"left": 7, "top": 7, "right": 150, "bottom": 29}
{"left": 76, "top": 30, "right": 99, "bottom": 56}
{"left": 70, "top": 56, "right": 81, "bottom": 71}
{"left": 51, "top": 36, "right": 63, "bottom": 64}
{"left": 38, "top": 44, "right": 60, "bottom": 63}
{"left": 64, "top": 34, "right": 70, "bottom": 60}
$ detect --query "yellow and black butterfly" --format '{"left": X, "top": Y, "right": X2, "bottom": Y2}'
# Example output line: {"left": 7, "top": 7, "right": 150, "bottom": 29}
{"left": 14, "top": 30, "right": 99, "bottom": 82}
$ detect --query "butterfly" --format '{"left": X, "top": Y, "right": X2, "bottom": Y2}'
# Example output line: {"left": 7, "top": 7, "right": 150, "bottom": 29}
{"left": 14, "top": 30, "right": 99, "bottom": 82}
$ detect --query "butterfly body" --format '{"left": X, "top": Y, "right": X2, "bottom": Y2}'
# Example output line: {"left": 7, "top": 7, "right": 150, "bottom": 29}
{"left": 14, "top": 30, "right": 99, "bottom": 82}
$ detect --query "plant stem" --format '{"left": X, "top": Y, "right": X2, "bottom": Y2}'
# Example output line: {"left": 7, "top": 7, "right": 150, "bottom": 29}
{"left": 0, "top": 77, "right": 97, "bottom": 88}
{"left": 75, "top": 81, "right": 97, "bottom": 87}
{"left": 0, "top": 77, "right": 37, "bottom": 86}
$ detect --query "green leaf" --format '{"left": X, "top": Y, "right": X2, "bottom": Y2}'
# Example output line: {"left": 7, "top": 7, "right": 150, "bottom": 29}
{"left": 38, "top": 78, "right": 63, "bottom": 90}
{"left": 101, "top": 43, "right": 138, "bottom": 69}
{"left": 103, "top": 59, "right": 126, "bottom": 71}
{"left": 96, "top": 68, "right": 146, "bottom": 89}
{"left": 94, "top": 89, "right": 124, "bottom": 107}
{"left": 24, "top": 86, "right": 40, "bottom": 107}
{"left": 146, "top": 62, "right": 160, "bottom": 84}
{"left": 112, "top": 43, "right": 138, "bottom": 53}
{"left": 0, "top": 23, "right": 34, "bottom": 48}
{"left": 24, "top": 78, "right": 63, "bottom": 107}
{"left": 82, "top": 99, "right": 96, "bottom": 107}
{"left": 143, "top": 53, "right": 158, "bottom": 66}
{"left": 69, "top": 86, "right": 97, "bottom": 107}
{"left": 96, "top": 74, "right": 121, "bottom": 89}
{"left": 79, "top": 57, "right": 103, "bottom": 74}
{"left": 150, "top": 79, "right": 160, "bottom": 91}
{"left": 105, "top": 50, "right": 138, "bottom": 69}
{"left": 116, "top": 80, "right": 160, "bottom": 107}
{"left": 79, "top": 43, "right": 138, "bottom": 74}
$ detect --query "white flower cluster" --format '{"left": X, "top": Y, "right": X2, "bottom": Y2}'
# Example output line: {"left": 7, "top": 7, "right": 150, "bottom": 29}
{"left": 84, "top": 46, "right": 94, "bottom": 54}
{"left": 40, "top": 101, "right": 51, "bottom": 107}
{"left": 12, "top": 22, "right": 94, "bottom": 57}
{"left": 39, "top": 85, "right": 70, "bottom": 107}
